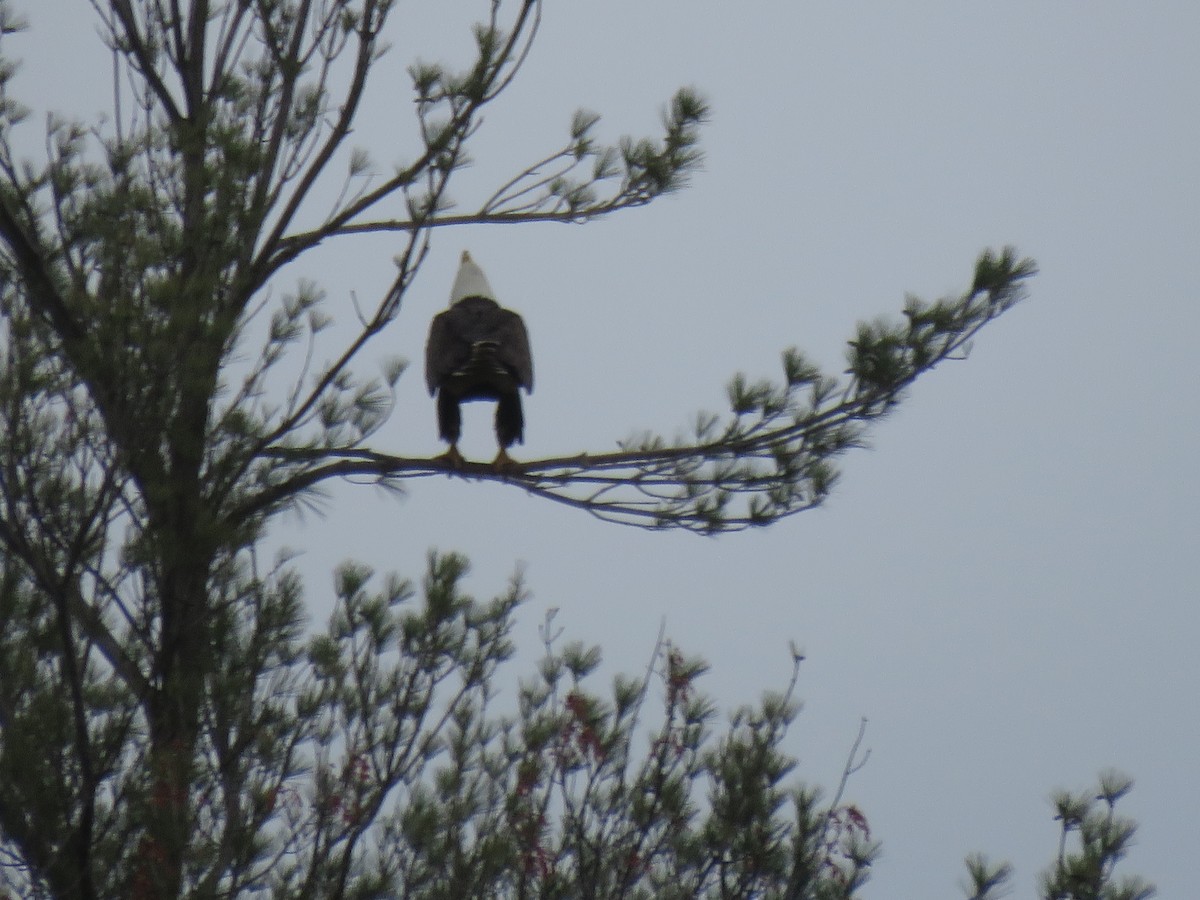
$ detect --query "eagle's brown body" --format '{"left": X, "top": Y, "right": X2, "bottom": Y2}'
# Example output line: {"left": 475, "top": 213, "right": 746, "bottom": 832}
{"left": 424, "top": 253, "right": 533, "bottom": 465}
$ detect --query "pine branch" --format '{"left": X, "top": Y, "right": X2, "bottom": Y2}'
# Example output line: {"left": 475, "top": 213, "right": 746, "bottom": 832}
{"left": 235, "top": 248, "right": 1036, "bottom": 533}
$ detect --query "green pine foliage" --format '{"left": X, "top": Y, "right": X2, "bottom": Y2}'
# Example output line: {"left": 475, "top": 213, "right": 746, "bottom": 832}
{"left": 0, "top": 1, "right": 1151, "bottom": 897}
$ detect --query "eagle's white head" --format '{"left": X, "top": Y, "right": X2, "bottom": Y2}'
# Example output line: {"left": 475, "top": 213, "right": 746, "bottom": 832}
{"left": 449, "top": 250, "right": 497, "bottom": 305}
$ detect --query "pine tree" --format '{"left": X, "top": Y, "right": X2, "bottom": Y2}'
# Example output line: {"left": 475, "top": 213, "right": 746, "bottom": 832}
{"left": 0, "top": 2, "right": 1148, "bottom": 897}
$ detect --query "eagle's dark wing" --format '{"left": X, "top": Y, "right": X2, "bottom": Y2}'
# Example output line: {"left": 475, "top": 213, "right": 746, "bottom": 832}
{"left": 425, "top": 299, "right": 533, "bottom": 396}
{"left": 491, "top": 307, "right": 533, "bottom": 392}
{"left": 425, "top": 309, "right": 469, "bottom": 396}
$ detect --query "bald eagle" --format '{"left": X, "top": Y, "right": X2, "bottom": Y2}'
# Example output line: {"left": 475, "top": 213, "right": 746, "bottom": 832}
{"left": 425, "top": 251, "right": 533, "bottom": 468}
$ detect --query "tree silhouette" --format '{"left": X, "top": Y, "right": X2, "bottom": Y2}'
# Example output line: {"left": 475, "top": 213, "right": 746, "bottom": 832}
{"left": 0, "top": 2, "right": 1143, "bottom": 898}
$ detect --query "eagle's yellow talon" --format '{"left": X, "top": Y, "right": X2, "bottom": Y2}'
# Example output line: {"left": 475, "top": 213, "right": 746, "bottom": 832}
{"left": 438, "top": 445, "right": 466, "bottom": 469}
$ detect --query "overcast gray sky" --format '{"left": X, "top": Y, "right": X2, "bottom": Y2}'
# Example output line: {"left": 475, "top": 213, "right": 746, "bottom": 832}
{"left": 16, "top": 1, "right": 1200, "bottom": 896}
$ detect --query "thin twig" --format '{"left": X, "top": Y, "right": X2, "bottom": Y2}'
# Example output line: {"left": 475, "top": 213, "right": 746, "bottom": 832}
{"left": 824, "top": 716, "right": 871, "bottom": 828}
